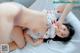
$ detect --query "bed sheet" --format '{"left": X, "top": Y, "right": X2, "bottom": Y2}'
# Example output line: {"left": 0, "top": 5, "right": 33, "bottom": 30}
{"left": 11, "top": 0, "right": 80, "bottom": 53}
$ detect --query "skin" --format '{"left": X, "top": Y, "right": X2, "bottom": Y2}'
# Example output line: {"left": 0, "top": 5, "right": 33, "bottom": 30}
{"left": 11, "top": 27, "right": 25, "bottom": 48}
{"left": 0, "top": 0, "right": 74, "bottom": 51}
{"left": 0, "top": 2, "right": 48, "bottom": 51}
{"left": 54, "top": 22, "right": 69, "bottom": 38}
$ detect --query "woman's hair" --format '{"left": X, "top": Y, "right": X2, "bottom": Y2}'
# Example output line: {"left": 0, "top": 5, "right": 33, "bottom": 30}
{"left": 43, "top": 23, "right": 75, "bottom": 43}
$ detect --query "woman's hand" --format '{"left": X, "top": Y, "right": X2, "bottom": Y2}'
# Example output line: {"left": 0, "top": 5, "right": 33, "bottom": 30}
{"left": 55, "top": 5, "right": 66, "bottom": 13}
{"left": 52, "top": 19, "right": 62, "bottom": 29}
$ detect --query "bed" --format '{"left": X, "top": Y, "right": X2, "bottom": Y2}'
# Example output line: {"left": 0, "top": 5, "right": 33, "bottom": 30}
{"left": 11, "top": 0, "right": 80, "bottom": 53}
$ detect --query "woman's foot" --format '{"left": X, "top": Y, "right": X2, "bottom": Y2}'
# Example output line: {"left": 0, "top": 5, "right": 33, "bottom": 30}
{"left": 9, "top": 41, "right": 17, "bottom": 52}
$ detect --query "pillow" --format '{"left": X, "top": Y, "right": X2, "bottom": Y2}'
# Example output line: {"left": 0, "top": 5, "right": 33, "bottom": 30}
{"left": 66, "top": 12, "right": 80, "bottom": 42}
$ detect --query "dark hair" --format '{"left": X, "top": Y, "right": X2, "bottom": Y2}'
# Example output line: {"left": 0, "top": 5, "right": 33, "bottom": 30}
{"left": 43, "top": 23, "right": 75, "bottom": 43}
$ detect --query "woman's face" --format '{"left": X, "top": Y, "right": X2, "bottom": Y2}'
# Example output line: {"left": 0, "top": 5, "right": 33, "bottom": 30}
{"left": 55, "top": 23, "right": 69, "bottom": 38}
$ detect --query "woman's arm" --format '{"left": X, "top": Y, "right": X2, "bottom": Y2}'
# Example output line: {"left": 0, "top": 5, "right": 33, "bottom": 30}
{"left": 59, "top": 0, "right": 75, "bottom": 23}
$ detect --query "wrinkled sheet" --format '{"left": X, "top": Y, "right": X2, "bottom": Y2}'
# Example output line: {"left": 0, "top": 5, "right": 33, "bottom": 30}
{"left": 11, "top": 0, "right": 80, "bottom": 53}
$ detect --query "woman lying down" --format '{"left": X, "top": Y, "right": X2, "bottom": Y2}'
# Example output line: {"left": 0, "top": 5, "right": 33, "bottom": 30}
{"left": 0, "top": 1, "right": 75, "bottom": 52}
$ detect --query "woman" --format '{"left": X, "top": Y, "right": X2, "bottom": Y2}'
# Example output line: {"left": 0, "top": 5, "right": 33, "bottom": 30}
{"left": 0, "top": 0, "right": 75, "bottom": 52}
{"left": 23, "top": 4, "right": 75, "bottom": 45}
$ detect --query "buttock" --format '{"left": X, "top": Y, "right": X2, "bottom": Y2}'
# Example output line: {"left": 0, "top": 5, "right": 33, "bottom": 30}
{"left": 0, "top": 18, "right": 14, "bottom": 44}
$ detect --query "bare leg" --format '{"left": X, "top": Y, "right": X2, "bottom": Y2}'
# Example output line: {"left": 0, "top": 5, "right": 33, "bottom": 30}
{"left": 11, "top": 27, "right": 25, "bottom": 49}
{"left": 9, "top": 41, "right": 17, "bottom": 52}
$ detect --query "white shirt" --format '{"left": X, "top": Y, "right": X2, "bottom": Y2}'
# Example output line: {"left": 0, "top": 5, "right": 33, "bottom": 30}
{"left": 26, "top": 10, "right": 57, "bottom": 39}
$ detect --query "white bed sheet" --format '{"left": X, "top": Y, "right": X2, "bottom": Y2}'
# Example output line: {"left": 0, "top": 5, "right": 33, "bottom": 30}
{"left": 11, "top": 0, "right": 80, "bottom": 53}
{"left": 11, "top": 12, "right": 80, "bottom": 53}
